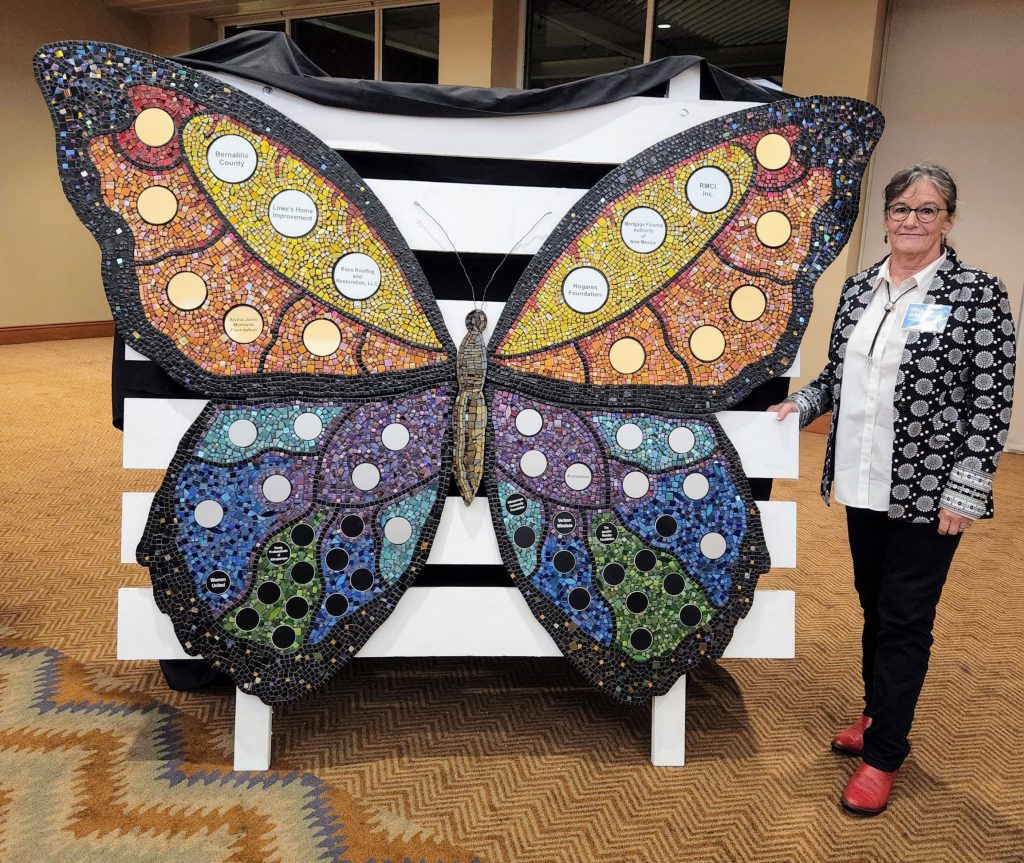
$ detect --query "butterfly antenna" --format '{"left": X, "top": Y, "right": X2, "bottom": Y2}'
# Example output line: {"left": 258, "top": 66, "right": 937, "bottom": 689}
{"left": 478, "top": 211, "right": 552, "bottom": 308}
{"left": 414, "top": 201, "right": 478, "bottom": 304}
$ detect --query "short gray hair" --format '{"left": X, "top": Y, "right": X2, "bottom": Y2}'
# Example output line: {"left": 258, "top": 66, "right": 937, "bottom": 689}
{"left": 884, "top": 163, "right": 958, "bottom": 214}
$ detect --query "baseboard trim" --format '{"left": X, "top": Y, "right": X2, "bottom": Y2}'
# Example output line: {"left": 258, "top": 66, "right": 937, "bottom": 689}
{"left": 0, "top": 320, "right": 115, "bottom": 345}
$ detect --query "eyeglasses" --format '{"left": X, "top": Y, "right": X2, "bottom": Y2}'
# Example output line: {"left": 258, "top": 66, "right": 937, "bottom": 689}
{"left": 886, "top": 204, "right": 948, "bottom": 223}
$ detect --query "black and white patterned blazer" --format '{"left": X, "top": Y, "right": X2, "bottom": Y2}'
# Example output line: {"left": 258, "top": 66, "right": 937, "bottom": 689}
{"left": 787, "top": 249, "right": 1016, "bottom": 522}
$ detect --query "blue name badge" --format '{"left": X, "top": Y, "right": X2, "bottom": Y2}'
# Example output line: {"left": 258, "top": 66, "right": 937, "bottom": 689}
{"left": 901, "top": 303, "right": 952, "bottom": 333}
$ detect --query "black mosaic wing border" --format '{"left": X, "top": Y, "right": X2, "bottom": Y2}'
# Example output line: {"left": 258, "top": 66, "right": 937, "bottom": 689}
{"left": 33, "top": 40, "right": 456, "bottom": 401}
{"left": 487, "top": 95, "right": 884, "bottom": 415}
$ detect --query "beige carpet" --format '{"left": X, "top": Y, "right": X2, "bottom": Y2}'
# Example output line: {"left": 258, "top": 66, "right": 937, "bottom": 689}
{"left": 0, "top": 336, "right": 1022, "bottom": 863}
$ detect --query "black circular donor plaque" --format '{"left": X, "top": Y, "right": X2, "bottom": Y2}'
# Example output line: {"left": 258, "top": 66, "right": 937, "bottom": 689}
{"left": 505, "top": 493, "right": 528, "bottom": 516}
{"left": 206, "top": 571, "right": 230, "bottom": 594}
{"left": 595, "top": 522, "right": 618, "bottom": 545}
{"left": 266, "top": 541, "right": 291, "bottom": 565}
{"left": 554, "top": 511, "right": 576, "bottom": 534}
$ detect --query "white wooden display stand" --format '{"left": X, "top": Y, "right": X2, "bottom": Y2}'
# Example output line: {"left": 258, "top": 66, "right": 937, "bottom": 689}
{"left": 115, "top": 64, "right": 799, "bottom": 770}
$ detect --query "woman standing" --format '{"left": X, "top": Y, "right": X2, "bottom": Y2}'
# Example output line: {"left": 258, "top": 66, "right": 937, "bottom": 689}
{"left": 772, "top": 164, "right": 1016, "bottom": 815}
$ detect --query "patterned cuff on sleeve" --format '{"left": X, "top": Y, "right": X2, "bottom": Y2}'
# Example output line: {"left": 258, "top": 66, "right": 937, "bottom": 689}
{"left": 939, "top": 463, "right": 992, "bottom": 520}
{"left": 784, "top": 392, "right": 816, "bottom": 431}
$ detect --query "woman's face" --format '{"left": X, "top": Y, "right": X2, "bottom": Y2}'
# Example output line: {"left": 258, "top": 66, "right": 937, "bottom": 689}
{"left": 884, "top": 179, "right": 955, "bottom": 260}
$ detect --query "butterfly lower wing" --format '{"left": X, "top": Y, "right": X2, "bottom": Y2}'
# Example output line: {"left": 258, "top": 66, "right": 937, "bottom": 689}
{"left": 486, "top": 387, "right": 767, "bottom": 703}
{"left": 140, "top": 387, "right": 454, "bottom": 703}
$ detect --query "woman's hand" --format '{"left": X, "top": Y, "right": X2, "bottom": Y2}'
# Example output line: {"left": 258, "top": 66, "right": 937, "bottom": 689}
{"left": 767, "top": 401, "right": 799, "bottom": 422}
{"left": 937, "top": 507, "right": 974, "bottom": 536}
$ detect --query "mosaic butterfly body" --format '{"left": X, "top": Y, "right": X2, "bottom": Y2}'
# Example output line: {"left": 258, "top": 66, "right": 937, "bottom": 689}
{"left": 35, "top": 41, "right": 883, "bottom": 704}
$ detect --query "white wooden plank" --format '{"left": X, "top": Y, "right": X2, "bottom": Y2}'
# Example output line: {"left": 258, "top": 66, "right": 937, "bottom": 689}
{"left": 121, "top": 493, "right": 795, "bottom": 569}
{"left": 123, "top": 398, "right": 207, "bottom": 469}
{"left": 117, "top": 585, "right": 793, "bottom": 660}
{"left": 125, "top": 343, "right": 149, "bottom": 361}
{"left": 651, "top": 676, "right": 686, "bottom": 766}
{"left": 758, "top": 501, "right": 796, "bottom": 569}
{"left": 233, "top": 690, "right": 273, "bottom": 772}
{"left": 123, "top": 396, "right": 798, "bottom": 478}
{"left": 718, "top": 410, "right": 799, "bottom": 479}
{"left": 120, "top": 492, "right": 153, "bottom": 563}
{"left": 720, "top": 589, "right": 795, "bottom": 659}
{"left": 370, "top": 179, "right": 579, "bottom": 254}
{"left": 218, "top": 71, "right": 750, "bottom": 164}
{"left": 117, "top": 587, "right": 190, "bottom": 660}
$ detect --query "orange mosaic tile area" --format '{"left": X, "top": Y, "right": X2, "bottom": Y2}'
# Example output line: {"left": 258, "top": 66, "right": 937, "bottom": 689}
{"left": 263, "top": 296, "right": 367, "bottom": 376}
{"left": 134, "top": 233, "right": 295, "bottom": 375}
{"left": 89, "top": 135, "right": 225, "bottom": 261}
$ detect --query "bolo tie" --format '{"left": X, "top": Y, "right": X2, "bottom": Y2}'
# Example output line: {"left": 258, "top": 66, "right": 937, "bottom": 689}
{"left": 867, "top": 279, "right": 918, "bottom": 358}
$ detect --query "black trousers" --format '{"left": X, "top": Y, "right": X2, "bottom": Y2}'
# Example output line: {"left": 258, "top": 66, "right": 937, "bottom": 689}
{"left": 845, "top": 507, "right": 962, "bottom": 771}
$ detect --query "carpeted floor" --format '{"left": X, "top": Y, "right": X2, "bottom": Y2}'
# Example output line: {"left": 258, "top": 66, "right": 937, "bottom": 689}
{"left": 1, "top": 336, "right": 1022, "bottom": 863}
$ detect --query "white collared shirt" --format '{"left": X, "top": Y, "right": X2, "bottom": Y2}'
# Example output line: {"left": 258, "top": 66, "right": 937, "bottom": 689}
{"left": 833, "top": 253, "right": 946, "bottom": 511}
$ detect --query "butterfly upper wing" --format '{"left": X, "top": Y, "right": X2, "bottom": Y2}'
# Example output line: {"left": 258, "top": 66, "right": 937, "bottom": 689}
{"left": 35, "top": 41, "right": 457, "bottom": 702}
{"left": 35, "top": 42, "right": 455, "bottom": 399}
{"left": 485, "top": 98, "right": 883, "bottom": 701}
{"left": 488, "top": 97, "right": 883, "bottom": 412}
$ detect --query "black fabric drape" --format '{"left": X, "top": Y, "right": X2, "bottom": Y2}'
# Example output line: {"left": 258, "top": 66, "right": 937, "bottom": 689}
{"left": 174, "top": 31, "right": 786, "bottom": 118}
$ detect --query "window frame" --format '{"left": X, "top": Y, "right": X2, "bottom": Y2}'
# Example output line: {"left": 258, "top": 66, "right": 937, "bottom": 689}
{"left": 219, "top": 0, "right": 439, "bottom": 82}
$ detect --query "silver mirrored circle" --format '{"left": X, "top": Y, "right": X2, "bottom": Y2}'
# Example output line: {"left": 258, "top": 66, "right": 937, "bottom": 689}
{"left": 669, "top": 426, "right": 696, "bottom": 454}
{"left": 228, "top": 419, "right": 258, "bottom": 448}
{"left": 616, "top": 422, "right": 644, "bottom": 451}
{"left": 293, "top": 412, "right": 323, "bottom": 441}
{"left": 520, "top": 449, "right": 548, "bottom": 477}
{"left": 194, "top": 499, "right": 224, "bottom": 528}
{"left": 622, "top": 471, "right": 651, "bottom": 499}
{"left": 700, "top": 532, "right": 727, "bottom": 559}
{"left": 352, "top": 462, "right": 381, "bottom": 491}
{"left": 383, "top": 516, "right": 413, "bottom": 545}
{"left": 262, "top": 474, "right": 292, "bottom": 503}
{"left": 381, "top": 422, "right": 410, "bottom": 451}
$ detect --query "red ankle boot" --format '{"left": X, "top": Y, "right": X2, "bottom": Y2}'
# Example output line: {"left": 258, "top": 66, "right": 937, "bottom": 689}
{"left": 841, "top": 764, "right": 898, "bottom": 815}
{"left": 831, "top": 714, "right": 871, "bottom": 756}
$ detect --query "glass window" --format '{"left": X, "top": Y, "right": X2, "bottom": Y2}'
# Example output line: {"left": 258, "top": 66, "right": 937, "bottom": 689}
{"left": 526, "top": 0, "right": 648, "bottom": 88}
{"left": 382, "top": 5, "right": 440, "bottom": 83}
{"left": 224, "top": 21, "right": 286, "bottom": 38}
{"left": 293, "top": 12, "right": 375, "bottom": 80}
{"left": 652, "top": 0, "right": 789, "bottom": 83}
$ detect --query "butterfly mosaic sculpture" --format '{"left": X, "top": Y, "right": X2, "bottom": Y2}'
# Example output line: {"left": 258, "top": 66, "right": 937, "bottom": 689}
{"left": 35, "top": 41, "right": 883, "bottom": 705}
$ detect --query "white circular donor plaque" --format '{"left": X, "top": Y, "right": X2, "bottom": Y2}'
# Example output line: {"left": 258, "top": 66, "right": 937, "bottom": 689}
{"left": 333, "top": 252, "right": 382, "bottom": 301}
{"left": 207, "top": 134, "right": 257, "bottom": 183}
{"left": 685, "top": 166, "right": 732, "bottom": 213}
{"left": 562, "top": 267, "right": 609, "bottom": 314}
{"left": 268, "top": 189, "right": 318, "bottom": 237}
{"left": 620, "top": 207, "right": 667, "bottom": 253}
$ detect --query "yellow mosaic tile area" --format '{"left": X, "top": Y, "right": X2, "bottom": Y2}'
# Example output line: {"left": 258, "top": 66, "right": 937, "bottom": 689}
{"left": 180, "top": 114, "right": 443, "bottom": 351}
{"left": 493, "top": 143, "right": 755, "bottom": 357}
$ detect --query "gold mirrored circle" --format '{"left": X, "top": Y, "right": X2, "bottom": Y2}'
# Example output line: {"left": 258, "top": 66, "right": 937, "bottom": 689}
{"left": 166, "top": 272, "right": 207, "bottom": 311}
{"left": 730, "top": 285, "right": 767, "bottom": 322}
{"left": 609, "top": 337, "right": 646, "bottom": 374}
{"left": 137, "top": 186, "right": 178, "bottom": 225}
{"left": 302, "top": 318, "right": 342, "bottom": 356}
{"left": 755, "top": 133, "right": 791, "bottom": 170}
{"left": 755, "top": 211, "right": 792, "bottom": 248}
{"left": 690, "top": 325, "right": 726, "bottom": 362}
{"left": 223, "top": 304, "right": 264, "bottom": 344}
{"left": 134, "top": 107, "right": 175, "bottom": 147}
